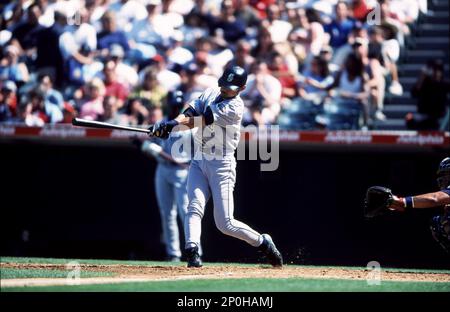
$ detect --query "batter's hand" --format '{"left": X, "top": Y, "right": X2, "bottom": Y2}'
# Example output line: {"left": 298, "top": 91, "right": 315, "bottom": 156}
{"left": 149, "top": 121, "right": 169, "bottom": 139}
{"left": 149, "top": 120, "right": 179, "bottom": 139}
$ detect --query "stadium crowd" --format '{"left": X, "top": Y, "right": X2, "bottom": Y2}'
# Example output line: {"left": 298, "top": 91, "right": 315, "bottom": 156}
{"left": 0, "top": 0, "right": 429, "bottom": 130}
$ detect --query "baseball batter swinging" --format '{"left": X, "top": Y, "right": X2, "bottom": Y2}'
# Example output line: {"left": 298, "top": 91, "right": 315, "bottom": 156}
{"left": 149, "top": 66, "right": 283, "bottom": 268}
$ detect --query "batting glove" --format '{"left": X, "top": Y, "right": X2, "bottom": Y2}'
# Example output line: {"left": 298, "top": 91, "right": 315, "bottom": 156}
{"left": 149, "top": 120, "right": 179, "bottom": 139}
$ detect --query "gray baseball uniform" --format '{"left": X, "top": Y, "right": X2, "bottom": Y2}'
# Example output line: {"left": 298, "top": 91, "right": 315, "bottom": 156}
{"left": 184, "top": 87, "right": 264, "bottom": 250}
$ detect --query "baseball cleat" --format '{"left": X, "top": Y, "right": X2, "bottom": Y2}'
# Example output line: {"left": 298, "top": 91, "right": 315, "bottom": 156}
{"left": 258, "top": 234, "right": 283, "bottom": 267}
{"left": 185, "top": 246, "right": 203, "bottom": 268}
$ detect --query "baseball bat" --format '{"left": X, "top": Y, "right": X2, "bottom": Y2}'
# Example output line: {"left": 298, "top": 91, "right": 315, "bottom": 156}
{"left": 72, "top": 118, "right": 152, "bottom": 134}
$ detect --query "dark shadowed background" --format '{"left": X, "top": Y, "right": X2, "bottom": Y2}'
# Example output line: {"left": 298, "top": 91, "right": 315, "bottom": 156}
{"left": 2, "top": 138, "right": 449, "bottom": 269}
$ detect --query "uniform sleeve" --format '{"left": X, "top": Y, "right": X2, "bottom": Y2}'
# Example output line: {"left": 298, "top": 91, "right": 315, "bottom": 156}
{"left": 209, "top": 100, "right": 243, "bottom": 128}
{"left": 441, "top": 188, "right": 450, "bottom": 196}
{"left": 188, "top": 89, "right": 209, "bottom": 115}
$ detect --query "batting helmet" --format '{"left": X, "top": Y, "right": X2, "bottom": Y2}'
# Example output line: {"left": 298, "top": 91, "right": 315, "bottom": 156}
{"left": 437, "top": 157, "right": 450, "bottom": 190}
{"left": 218, "top": 66, "right": 247, "bottom": 91}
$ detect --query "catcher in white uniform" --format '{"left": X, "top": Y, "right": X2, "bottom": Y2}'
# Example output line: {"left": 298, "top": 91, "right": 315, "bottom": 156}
{"left": 150, "top": 66, "right": 283, "bottom": 268}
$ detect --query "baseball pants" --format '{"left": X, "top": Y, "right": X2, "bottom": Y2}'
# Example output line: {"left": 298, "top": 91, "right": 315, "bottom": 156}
{"left": 155, "top": 164, "right": 189, "bottom": 258}
{"left": 184, "top": 156, "right": 263, "bottom": 249}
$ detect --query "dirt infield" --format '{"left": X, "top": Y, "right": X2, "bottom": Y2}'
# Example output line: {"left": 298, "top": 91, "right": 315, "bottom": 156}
{"left": 2, "top": 262, "right": 450, "bottom": 288}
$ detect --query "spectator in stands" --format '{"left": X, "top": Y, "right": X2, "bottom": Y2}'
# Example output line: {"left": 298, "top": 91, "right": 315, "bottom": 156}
{"left": 192, "top": 51, "right": 218, "bottom": 89}
{"left": 226, "top": 40, "right": 255, "bottom": 73}
{"left": 2, "top": 1, "right": 25, "bottom": 30}
{"left": 79, "top": 78, "right": 105, "bottom": 121}
{"left": 390, "top": 0, "right": 420, "bottom": 25}
{"left": 180, "top": 6, "right": 210, "bottom": 49}
{"left": 248, "top": 0, "right": 275, "bottom": 20}
{"left": 193, "top": 36, "right": 233, "bottom": 79}
{"left": 85, "top": 0, "right": 108, "bottom": 31}
{"left": 130, "top": 67, "right": 167, "bottom": 110}
{"left": 128, "top": 0, "right": 173, "bottom": 64}
{"left": 352, "top": 36, "right": 386, "bottom": 122}
{"left": 0, "top": 45, "right": 29, "bottom": 86}
{"left": 61, "top": 102, "right": 77, "bottom": 124}
{"left": 149, "top": 54, "right": 182, "bottom": 92}
{"left": 59, "top": 7, "right": 97, "bottom": 74}
{"left": 0, "top": 80, "right": 17, "bottom": 121}
{"left": 241, "top": 61, "right": 283, "bottom": 125}
{"left": 351, "top": 0, "right": 373, "bottom": 22}
{"left": 177, "top": 62, "right": 205, "bottom": 102}
{"left": 10, "top": 3, "right": 44, "bottom": 53}
{"left": 379, "top": 0, "right": 410, "bottom": 47}
{"left": 37, "top": 0, "right": 81, "bottom": 27}
{"left": 160, "top": 0, "right": 185, "bottom": 30}
{"left": 102, "top": 60, "right": 129, "bottom": 109}
{"left": 286, "top": 1, "right": 301, "bottom": 28}
{"left": 378, "top": 0, "right": 410, "bottom": 39}
{"left": 328, "top": 52, "right": 369, "bottom": 126}
{"left": 0, "top": 81, "right": 17, "bottom": 122}
{"left": 325, "top": 2, "right": 356, "bottom": 51}
{"left": 208, "top": 0, "right": 247, "bottom": 44}
{"left": 99, "top": 95, "right": 128, "bottom": 125}
{"left": 269, "top": 52, "right": 297, "bottom": 99}
{"left": 66, "top": 44, "right": 103, "bottom": 88}
{"left": 35, "top": 9, "right": 67, "bottom": 88}
{"left": 331, "top": 24, "right": 366, "bottom": 69}
{"left": 104, "top": 44, "right": 139, "bottom": 89}
{"left": 0, "top": 0, "right": 425, "bottom": 132}
{"left": 290, "top": 8, "right": 326, "bottom": 68}
{"left": 298, "top": 55, "right": 334, "bottom": 105}
{"left": 125, "top": 97, "right": 150, "bottom": 126}
{"left": 27, "top": 89, "right": 63, "bottom": 124}
{"left": 97, "top": 11, "right": 130, "bottom": 57}
{"left": 11, "top": 100, "right": 45, "bottom": 127}
{"left": 368, "top": 26, "right": 403, "bottom": 96}
{"left": 274, "top": 41, "right": 299, "bottom": 76}
{"left": 407, "top": 59, "right": 450, "bottom": 130}
{"left": 165, "top": 33, "right": 194, "bottom": 74}
{"left": 234, "top": 0, "right": 261, "bottom": 29}
{"left": 148, "top": 102, "right": 164, "bottom": 124}
{"left": 264, "top": 3, "right": 292, "bottom": 44}
{"left": 38, "top": 74, "right": 64, "bottom": 111}
{"left": 319, "top": 46, "right": 335, "bottom": 72}
{"left": 108, "top": 0, "right": 148, "bottom": 32}
{"left": 0, "top": 100, "right": 12, "bottom": 122}
{"left": 252, "top": 25, "right": 274, "bottom": 61}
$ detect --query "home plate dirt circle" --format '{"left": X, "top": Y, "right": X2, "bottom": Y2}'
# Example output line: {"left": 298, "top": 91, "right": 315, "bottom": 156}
{"left": 1, "top": 263, "right": 450, "bottom": 288}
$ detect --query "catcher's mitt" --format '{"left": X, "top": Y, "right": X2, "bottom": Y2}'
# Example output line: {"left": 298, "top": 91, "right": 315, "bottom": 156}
{"left": 364, "top": 186, "right": 394, "bottom": 218}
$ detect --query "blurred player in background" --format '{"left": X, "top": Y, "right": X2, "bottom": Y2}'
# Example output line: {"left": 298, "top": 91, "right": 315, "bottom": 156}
{"left": 134, "top": 90, "right": 195, "bottom": 262}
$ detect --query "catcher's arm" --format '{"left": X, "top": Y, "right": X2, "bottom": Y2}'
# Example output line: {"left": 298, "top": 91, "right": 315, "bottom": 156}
{"left": 389, "top": 191, "right": 450, "bottom": 212}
